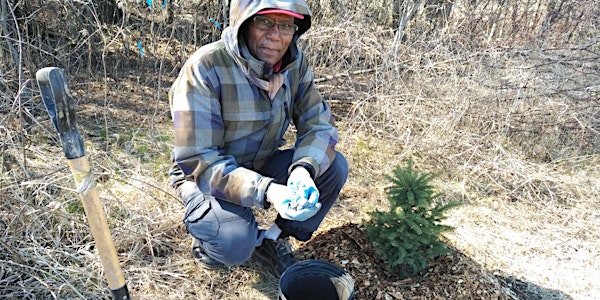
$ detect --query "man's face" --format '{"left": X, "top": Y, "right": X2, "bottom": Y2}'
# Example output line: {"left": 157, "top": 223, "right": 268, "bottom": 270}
{"left": 246, "top": 13, "right": 295, "bottom": 67}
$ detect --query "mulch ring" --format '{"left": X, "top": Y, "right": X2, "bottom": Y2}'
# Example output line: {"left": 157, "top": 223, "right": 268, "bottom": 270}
{"left": 294, "top": 222, "right": 510, "bottom": 300}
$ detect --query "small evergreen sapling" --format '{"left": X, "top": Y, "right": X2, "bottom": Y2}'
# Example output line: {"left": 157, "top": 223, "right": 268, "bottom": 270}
{"left": 365, "top": 159, "right": 460, "bottom": 277}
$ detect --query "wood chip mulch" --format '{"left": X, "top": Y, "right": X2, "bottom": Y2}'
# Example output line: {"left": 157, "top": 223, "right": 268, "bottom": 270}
{"left": 294, "top": 222, "right": 510, "bottom": 300}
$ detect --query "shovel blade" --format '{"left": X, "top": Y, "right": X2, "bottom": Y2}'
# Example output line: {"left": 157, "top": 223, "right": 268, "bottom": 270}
{"left": 36, "top": 67, "right": 85, "bottom": 159}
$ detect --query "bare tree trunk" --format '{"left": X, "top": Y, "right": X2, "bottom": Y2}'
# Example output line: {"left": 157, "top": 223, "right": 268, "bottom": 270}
{"left": 222, "top": 0, "right": 229, "bottom": 28}
{"left": 393, "top": 0, "right": 424, "bottom": 54}
{"left": 1, "top": 0, "right": 18, "bottom": 69}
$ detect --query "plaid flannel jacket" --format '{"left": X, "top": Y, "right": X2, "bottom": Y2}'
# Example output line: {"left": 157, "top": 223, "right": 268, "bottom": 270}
{"left": 169, "top": 0, "right": 338, "bottom": 208}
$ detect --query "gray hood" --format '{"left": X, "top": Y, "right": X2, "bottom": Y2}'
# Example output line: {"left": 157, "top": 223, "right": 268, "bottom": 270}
{"left": 222, "top": 0, "right": 312, "bottom": 79}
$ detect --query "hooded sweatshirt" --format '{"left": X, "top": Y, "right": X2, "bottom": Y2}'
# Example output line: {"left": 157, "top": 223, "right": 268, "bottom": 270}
{"left": 170, "top": 0, "right": 338, "bottom": 208}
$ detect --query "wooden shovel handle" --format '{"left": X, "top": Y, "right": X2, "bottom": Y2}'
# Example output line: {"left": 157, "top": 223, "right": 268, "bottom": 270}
{"left": 67, "top": 156, "right": 130, "bottom": 299}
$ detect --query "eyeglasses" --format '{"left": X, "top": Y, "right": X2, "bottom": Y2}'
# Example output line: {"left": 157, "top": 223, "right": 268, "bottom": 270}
{"left": 252, "top": 16, "right": 298, "bottom": 35}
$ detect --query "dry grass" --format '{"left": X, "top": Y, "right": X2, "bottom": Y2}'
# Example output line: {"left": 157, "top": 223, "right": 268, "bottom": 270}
{"left": 1, "top": 0, "right": 599, "bottom": 299}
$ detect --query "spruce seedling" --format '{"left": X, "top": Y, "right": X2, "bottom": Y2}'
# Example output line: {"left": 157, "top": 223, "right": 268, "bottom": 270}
{"left": 365, "top": 159, "right": 460, "bottom": 277}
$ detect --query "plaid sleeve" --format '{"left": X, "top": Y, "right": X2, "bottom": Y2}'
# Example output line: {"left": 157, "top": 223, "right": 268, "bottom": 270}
{"left": 290, "top": 54, "right": 339, "bottom": 178}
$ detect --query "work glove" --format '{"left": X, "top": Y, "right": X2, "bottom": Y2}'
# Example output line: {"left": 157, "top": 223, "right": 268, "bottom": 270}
{"left": 287, "top": 167, "right": 320, "bottom": 210}
{"left": 266, "top": 183, "right": 321, "bottom": 222}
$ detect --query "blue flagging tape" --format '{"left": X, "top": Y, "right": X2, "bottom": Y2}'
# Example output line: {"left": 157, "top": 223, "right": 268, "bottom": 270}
{"left": 137, "top": 41, "right": 145, "bottom": 57}
{"left": 209, "top": 17, "right": 221, "bottom": 29}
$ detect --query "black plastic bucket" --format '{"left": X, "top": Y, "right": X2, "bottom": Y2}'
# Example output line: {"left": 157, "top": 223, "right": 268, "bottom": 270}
{"left": 278, "top": 259, "right": 354, "bottom": 300}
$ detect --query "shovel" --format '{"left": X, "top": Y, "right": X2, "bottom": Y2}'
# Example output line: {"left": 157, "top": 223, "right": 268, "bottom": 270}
{"left": 36, "top": 67, "right": 131, "bottom": 300}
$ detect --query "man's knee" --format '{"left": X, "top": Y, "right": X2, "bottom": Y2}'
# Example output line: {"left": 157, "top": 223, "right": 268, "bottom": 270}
{"left": 319, "top": 151, "right": 349, "bottom": 188}
{"left": 202, "top": 224, "right": 257, "bottom": 265}
{"left": 331, "top": 151, "right": 349, "bottom": 181}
